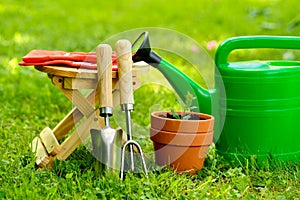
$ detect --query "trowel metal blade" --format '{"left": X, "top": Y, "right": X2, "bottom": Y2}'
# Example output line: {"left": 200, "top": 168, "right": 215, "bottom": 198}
{"left": 90, "top": 127, "right": 122, "bottom": 170}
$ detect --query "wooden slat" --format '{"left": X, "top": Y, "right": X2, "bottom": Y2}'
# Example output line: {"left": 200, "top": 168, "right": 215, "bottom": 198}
{"left": 56, "top": 113, "right": 104, "bottom": 160}
{"left": 52, "top": 89, "right": 99, "bottom": 140}
{"left": 31, "top": 137, "right": 50, "bottom": 168}
{"left": 64, "top": 78, "right": 97, "bottom": 89}
{"left": 34, "top": 62, "right": 149, "bottom": 78}
{"left": 51, "top": 77, "right": 120, "bottom": 140}
{"left": 53, "top": 107, "right": 84, "bottom": 140}
{"left": 52, "top": 76, "right": 95, "bottom": 117}
{"left": 39, "top": 127, "right": 61, "bottom": 156}
{"left": 34, "top": 65, "right": 107, "bottom": 79}
{"left": 63, "top": 76, "right": 140, "bottom": 91}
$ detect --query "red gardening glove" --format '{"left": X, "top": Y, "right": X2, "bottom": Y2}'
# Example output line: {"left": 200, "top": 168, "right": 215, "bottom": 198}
{"left": 21, "top": 50, "right": 100, "bottom": 63}
{"left": 19, "top": 60, "right": 118, "bottom": 70}
{"left": 19, "top": 50, "right": 119, "bottom": 69}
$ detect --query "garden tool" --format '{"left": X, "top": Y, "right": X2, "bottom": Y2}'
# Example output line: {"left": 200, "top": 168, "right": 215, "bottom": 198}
{"left": 90, "top": 44, "right": 122, "bottom": 172}
{"left": 132, "top": 31, "right": 300, "bottom": 164}
{"left": 115, "top": 40, "right": 148, "bottom": 179}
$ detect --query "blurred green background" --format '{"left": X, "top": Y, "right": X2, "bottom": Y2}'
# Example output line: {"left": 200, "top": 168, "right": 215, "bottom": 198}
{"left": 1, "top": 0, "right": 300, "bottom": 199}
{"left": 2, "top": 0, "right": 300, "bottom": 57}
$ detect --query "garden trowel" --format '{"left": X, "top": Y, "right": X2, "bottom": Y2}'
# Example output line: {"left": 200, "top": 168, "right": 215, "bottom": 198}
{"left": 90, "top": 44, "right": 122, "bottom": 172}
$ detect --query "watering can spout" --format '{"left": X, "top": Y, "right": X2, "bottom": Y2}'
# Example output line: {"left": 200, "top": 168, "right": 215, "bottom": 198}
{"left": 132, "top": 32, "right": 162, "bottom": 68}
{"left": 132, "top": 32, "right": 212, "bottom": 114}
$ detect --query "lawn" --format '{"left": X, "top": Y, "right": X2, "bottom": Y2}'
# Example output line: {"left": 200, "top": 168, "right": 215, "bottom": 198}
{"left": 1, "top": 0, "right": 300, "bottom": 199}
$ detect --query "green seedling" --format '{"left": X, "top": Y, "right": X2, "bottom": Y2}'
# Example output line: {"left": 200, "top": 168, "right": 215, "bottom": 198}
{"left": 170, "top": 92, "right": 197, "bottom": 120}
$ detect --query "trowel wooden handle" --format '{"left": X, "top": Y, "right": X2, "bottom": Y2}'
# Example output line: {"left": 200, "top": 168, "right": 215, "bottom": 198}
{"left": 116, "top": 40, "right": 134, "bottom": 105}
{"left": 96, "top": 44, "right": 113, "bottom": 109}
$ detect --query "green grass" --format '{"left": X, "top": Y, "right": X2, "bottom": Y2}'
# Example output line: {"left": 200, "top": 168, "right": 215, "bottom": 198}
{"left": 1, "top": 0, "right": 300, "bottom": 199}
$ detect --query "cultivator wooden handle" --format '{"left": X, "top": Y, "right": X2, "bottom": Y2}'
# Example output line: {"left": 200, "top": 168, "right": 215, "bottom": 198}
{"left": 96, "top": 44, "right": 113, "bottom": 111}
{"left": 116, "top": 40, "right": 134, "bottom": 105}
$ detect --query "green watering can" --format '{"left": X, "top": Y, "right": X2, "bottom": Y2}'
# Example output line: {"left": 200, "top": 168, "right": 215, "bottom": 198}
{"left": 132, "top": 32, "right": 300, "bottom": 164}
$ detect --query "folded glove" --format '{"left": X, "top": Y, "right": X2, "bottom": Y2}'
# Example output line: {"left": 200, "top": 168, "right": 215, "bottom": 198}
{"left": 19, "top": 50, "right": 122, "bottom": 70}
{"left": 21, "top": 50, "right": 98, "bottom": 63}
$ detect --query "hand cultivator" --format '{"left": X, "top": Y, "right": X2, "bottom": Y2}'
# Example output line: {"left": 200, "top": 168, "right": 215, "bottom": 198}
{"left": 115, "top": 40, "right": 148, "bottom": 179}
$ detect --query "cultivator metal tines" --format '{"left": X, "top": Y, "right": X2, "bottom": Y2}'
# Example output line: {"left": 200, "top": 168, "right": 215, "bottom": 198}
{"left": 115, "top": 40, "right": 148, "bottom": 179}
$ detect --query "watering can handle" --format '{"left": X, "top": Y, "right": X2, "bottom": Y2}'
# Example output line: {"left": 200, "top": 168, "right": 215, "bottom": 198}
{"left": 215, "top": 36, "right": 300, "bottom": 67}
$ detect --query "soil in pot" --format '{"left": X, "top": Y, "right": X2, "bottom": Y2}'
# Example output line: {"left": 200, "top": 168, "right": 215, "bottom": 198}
{"left": 160, "top": 112, "right": 207, "bottom": 120}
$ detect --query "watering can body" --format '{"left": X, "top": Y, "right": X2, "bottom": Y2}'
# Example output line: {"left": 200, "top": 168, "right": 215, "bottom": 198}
{"left": 214, "top": 36, "right": 300, "bottom": 164}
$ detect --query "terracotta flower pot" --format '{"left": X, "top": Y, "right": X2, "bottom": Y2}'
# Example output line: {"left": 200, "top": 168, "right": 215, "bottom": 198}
{"left": 150, "top": 111, "right": 214, "bottom": 174}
